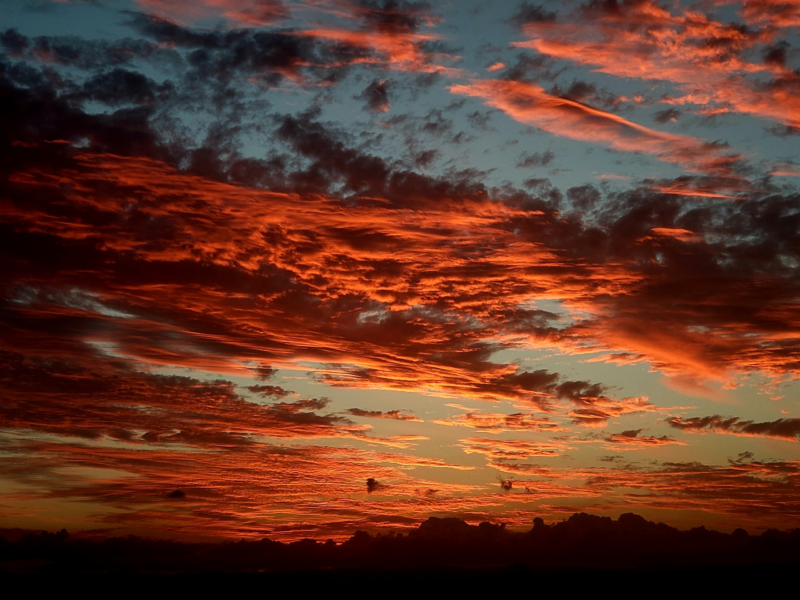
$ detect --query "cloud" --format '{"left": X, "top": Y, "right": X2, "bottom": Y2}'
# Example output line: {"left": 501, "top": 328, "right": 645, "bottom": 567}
{"left": 517, "top": 150, "right": 554, "bottom": 168}
{"left": 740, "top": 0, "right": 800, "bottom": 28}
{"left": 459, "top": 437, "right": 567, "bottom": 461}
{"left": 603, "top": 429, "right": 684, "bottom": 450}
{"left": 123, "top": 13, "right": 367, "bottom": 87}
{"left": 248, "top": 384, "right": 290, "bottom": 398}
{"left": 433, "top": 411, "right": 563, "bottom": 433}
{"left": 136, "top": 0, "right": 289, "bottom": 26}
{"left": 450, "top": 79, "right": 749, "bottom": 189}
{"left": 653, "top": 108, "right": 681, "bottom": 124}
{"left": 3, "top": 65, "right": 799, "bottom": 409}
{"left": 358, "top": 78, "right": 392, "bottom": 112}
{"left": 507, "top": 2, "right": 557, "bottom": 28}
{"left": 4, "top": 82, "right": 797, "bottom": 408}
{"left": 667, "top": 415, "right": 800, "bottom": 441}
{"left": 348, "top": 408, "right": 423, "bottom": 422}
{"left": 298, "top": 1, "right": 458, "bottom": 75}
{"left": 512, "top": 0, "right": 800, "bottom": 130}
{"left": 0, "top": 351, "right": 367, "bottom": 446}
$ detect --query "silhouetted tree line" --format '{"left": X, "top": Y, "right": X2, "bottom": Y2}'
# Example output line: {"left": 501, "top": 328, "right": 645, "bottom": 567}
{"left": 2, "top": 513, "right": 800, "bottom": 574}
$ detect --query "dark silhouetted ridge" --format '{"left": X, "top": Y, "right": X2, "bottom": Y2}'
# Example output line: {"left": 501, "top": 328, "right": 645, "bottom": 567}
{"left": 2, "top": 513, "right": 800, "bottom": 575}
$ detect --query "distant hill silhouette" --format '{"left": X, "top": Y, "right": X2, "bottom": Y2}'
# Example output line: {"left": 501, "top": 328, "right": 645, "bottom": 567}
{"left": 2, "top": 512, "right": 799, "bottom": 574}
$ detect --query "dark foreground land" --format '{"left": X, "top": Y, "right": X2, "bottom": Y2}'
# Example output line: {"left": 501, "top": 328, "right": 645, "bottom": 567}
{"left": 2, "top": 512, "right": 799, "bottom": 585}
{"left": 1, "top": 563, "right": 796, "bottom": 594}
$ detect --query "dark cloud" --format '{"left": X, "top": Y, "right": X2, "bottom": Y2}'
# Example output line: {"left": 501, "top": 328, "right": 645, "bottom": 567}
{"left": 500, "top": 53, "right": 553, "bottom": 83}
{"left": 1, "top": 28, "right": 28, "bottom": 56}
{"left": 730, "top": 450, "right": 754, "bottom": 464}
{"left": 551, "top": 80, "right": 595, "bottom": 102}
{"left": 273, "top": 397, "right": 332, "bottom": 412}
{"left": 80, "top": 68, "right": 159, "bottom": 106}
{"left": 762, "top": 41, "right": 789, "bottom": 66}
{"left": 420, "top": 108, "right": 453, "bottom": 137}
{"left": 0, "top": 67, "right": 162, "bottom": 157}
{"left": 604, "top": 429, "right": 681, "bottom": 447}
{"left": 352, "top": 1, "right": 434, "bottom": 34}
{"left": 508, "top": 2, "right": 557, "bottom": 28}
{"left": 466, "top": 110, "right": 491, "bottom": 130}
{"left": 566, "top": 185, "right": 600, "bottom": 210}
{"left": 413, "top": 148, "right": 438, "bottom": 168}
{"left": 668, "top": 415, "right": 800, "bottom": 441}
{"left": 124, "top": 13, "right": 367, "bottom": 87}
{"left": 555, "top": 380, "right": 605, "bottom": 403}
{"left": 274, "top": 108, "right": 390, "bottom": 195}
{"left": 358, "top": 78, "right": 392, "bottom": 112}
{"left": 348, "top": 408, "right": 422, "bottom": 421}
{"left": 654, "top": 108, "right": 681, "bottom": 124}
{"left": 0, "top": 351, "right": 360, "bottom": 447}
{"left": 548, "top": 80, "right": 627, "bottom": 110}
{"left": 247, "top": 384, "right": 291, "bottom": 398}
{"left": 517, "top": 150, "right": 554, "bottom": 168}
{"left": 254, "top": 365, "right": 278, "bottom": 381}
{"left": 1, "top": 28, "right": 168, "bottom": 71}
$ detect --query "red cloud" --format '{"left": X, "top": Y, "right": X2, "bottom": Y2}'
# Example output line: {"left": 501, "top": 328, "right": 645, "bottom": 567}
{"left": 136, "top": 0, "right": 289, "bottom": 26}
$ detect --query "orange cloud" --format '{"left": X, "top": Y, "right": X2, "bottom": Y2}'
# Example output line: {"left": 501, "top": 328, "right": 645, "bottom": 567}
{"left": 513, "top": 0, "right": 800, "bottom": 129}
{"left": 739, "top": 0, "right": 800, "bottom": 27}
{"left": 647, "top": 228, "right": 701, "bottom": 242}
{"left": 458, "top": 437, "right": 569, "bottom": 461}
{"left": 433, "top": 411, "right": 565, "bottom": 433}
{"left": 450, "top": 79, "right": 748, "bottom": 187}
{"left": 301, "top": 28, "right": 456, "bottom": 74}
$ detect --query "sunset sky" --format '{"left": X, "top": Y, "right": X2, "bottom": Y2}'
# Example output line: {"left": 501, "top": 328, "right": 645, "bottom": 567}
{"left": 1, "top": 0, "right": 800, "bottom": 541}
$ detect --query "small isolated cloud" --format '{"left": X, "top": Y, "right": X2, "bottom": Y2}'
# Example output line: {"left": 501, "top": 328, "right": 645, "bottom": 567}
{"left": 603, "top": 429, "right": 684, "bottom": 450}
{"left": 517, "top": 150, "right": 554, "bottom": 168}
{"left": 654, "top": 108, "right": 681, "bottom": 124}
{"left": 358, "top": 78, "right": 392, "bottom": 112}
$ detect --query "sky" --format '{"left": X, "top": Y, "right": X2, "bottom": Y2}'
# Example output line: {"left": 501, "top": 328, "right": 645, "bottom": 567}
{"left": 0, "top": 0, "right": 799, "bottom": 541}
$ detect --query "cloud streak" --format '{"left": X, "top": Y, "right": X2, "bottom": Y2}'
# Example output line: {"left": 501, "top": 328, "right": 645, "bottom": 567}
{"left": 450, "top": 79, "right": 748, "bottom": 188}
{"left": 668, "top": 415, "right": 800, "bottom": 441}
